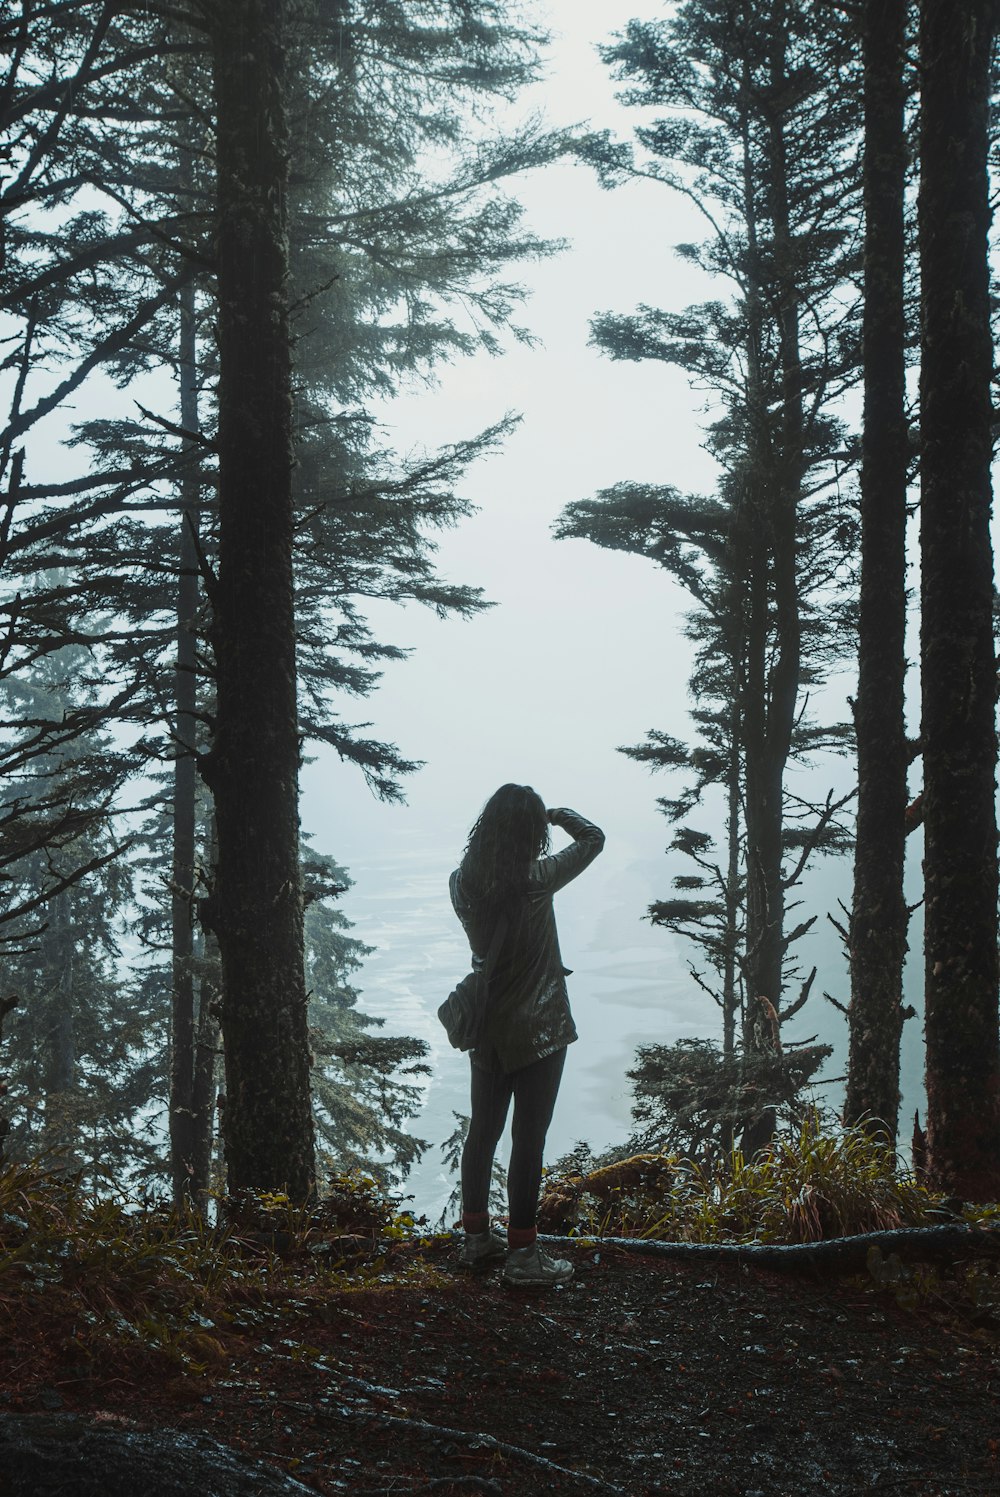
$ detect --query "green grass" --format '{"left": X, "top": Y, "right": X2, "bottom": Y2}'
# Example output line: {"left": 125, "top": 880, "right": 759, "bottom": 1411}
{"left": 545, "top": 1116, "right": 962, "bottom": 1244}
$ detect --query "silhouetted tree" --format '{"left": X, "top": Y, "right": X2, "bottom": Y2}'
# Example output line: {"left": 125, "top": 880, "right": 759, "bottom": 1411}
{"left": 918, "top": 0, "right": 1000, "bottom": 1199}
{"left": 0, "top": 653, "right": 160, "bottom": 1181}
{"left": 560, "top": 0, "right": 860, "bottom": 1152}
{"left": 0, "top": 5, "right": 185, "bottom": 904}
{"left": 197, "top": 0, "right": 317, "bottom": 1199}
{"left": 3, "top": 1, "right": 560, "bottom": 1193}
{"left": 843, "top": 0, "right": 911, "bottom": 1142}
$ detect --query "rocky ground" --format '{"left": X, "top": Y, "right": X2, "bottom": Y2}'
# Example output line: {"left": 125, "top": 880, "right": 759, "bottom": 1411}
{"left": 2, "top": 1234, "right": 999, "bottom": 1496}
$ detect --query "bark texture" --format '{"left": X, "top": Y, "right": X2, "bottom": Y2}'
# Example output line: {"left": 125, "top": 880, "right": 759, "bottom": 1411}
{"left": 739, "top": 8, "right": 804, "bottom": 1153}
{"left": 722, "top": 710, "right": 741, "bottom": 1064}
{"left": 190, "top": 922, "right": 222, "bottom": 1209}
{"left": 42, "top": 892, "right": 74, "bottom": 1101}
{"left": 537, "top": 1224, "right": 1000, "bottom": 1272}
{"left": 737, "top": 54, "right": 781, "bottom": 1047}
{"left": 204, "top": 0, "right": 315, "bottom": 1199}
{"left": 169, "top": 279, "right": 201, "bottom": 1205}
{"left": 845, "top": 0, "right": 909, "bottom": 1140}
{"left": 0, "top": 993, "right": 18, "bottom": 1165}
{"left": 918, "top": 0, "right": 1000, "bottom": 1199}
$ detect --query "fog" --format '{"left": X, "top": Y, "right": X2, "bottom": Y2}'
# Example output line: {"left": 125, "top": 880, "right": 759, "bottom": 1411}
{"left": 299, "top": 0, "right": 925, "bottom": 1219}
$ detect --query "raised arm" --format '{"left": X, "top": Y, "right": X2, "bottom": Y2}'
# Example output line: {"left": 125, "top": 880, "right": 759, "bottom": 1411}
{"left": 529, "top": 807, "right": 605, "bottom": 896}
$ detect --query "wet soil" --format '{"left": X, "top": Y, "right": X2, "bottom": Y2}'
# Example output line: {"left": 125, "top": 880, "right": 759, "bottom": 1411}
{"left": 2, "top": 1237, "right": 999, "bottom": 1497}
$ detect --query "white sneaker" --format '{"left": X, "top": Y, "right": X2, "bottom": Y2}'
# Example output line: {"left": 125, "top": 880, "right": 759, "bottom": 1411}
{"left": 503, "top": 1241, "right": 573, "bottom": 1287}
{"left": 457, "top": 1228, "right": 507, "bottom": 1269}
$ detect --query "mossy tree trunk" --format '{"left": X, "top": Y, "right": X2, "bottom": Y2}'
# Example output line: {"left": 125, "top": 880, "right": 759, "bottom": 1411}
{"left": 918, "top": 0, "right": 1000, "bottom": 1200}
{"left": 844, "top": 0, "right": 910, "bottom": 1142}
{"left": 203, "top": 0, "right": 315, "bottom": 1200}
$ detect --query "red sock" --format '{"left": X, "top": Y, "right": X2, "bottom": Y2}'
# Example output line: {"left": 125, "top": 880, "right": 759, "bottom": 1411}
{"left": 507, "top": 1225, "right": 537, "bottom": 1250}
{"left": 462, "top": 1211, "right": 489, "bottom": 1235}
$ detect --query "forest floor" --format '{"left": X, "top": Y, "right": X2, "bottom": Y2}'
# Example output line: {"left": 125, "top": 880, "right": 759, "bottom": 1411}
{"left": 2, "top": 1231, "right": 1000, "bottom": 1497}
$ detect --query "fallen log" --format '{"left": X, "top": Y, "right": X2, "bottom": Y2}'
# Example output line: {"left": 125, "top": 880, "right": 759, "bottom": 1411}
{"left": 536, "top": 1223, "right": 1000, "bottom": 1272}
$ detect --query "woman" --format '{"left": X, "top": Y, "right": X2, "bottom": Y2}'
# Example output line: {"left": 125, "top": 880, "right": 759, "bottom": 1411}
{"left": 449, "top": 783, "right": 605, "bottom": 1287}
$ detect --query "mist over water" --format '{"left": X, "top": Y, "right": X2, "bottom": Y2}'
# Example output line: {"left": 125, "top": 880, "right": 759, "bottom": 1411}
{"left": 322, "top": 824, "right": 690, "bottom": 1221}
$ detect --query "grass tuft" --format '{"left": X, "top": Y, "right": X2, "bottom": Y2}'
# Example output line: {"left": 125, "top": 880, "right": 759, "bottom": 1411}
{"left": 541, "top": 1116, "right": 950, "bottom": 1244}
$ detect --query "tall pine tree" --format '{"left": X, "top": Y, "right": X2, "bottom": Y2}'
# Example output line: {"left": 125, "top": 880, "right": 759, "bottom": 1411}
{"left": 200, "top": 0, "right": 316, "bottom": 1198}
{"left": 843, "top": 0, "right": 911, "bottom": 1142}
{"left": 559, "top": 0, "right": 860, "bottom": 1152}
{"left": 918, "top": 0, "right": 1000, "bottom": 1199}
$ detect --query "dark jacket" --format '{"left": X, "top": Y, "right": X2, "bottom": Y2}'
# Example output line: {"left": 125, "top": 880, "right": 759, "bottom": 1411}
{"left": 449, "top": 807, "right": 605, "bottom": 1074}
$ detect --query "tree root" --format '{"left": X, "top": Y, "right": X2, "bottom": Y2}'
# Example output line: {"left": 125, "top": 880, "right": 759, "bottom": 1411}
{"left": 354, "top": 1480, "right": 504, "bottom": 1496}
{"left": 291, "top": 1395, "right": 626, "bottom": 1495}
{"left": 537, "top": 1223, "right": 1000, "bottom": 1272}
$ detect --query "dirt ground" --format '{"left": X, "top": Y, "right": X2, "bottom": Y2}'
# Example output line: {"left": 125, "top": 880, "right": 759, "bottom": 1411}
{"left": 3, "top": 1235, "right": 1000, "bottom": 1497}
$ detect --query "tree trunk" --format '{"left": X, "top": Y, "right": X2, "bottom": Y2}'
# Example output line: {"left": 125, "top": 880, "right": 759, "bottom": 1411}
{"left": 43, "top": 892, "right": 74, "bottom": 1095}
{"left": 918, "top": 0, "right": 1000, "bottom": 1200}
{"left": 845, "top": 0, "right": 910, "bottom": 1142}
{"left": 739, "top": 8, "right": 808, "bottom": 1143}
{"left": 735, "top": 38, "right": 781, "bottom": 1155}
{"left": 722, "top": 692, "right": 742, "bottom": 1063}
{"left": 203, "top": 0, "right": 315, "bottom": 1200}
{"left": 169, "top": 276, "right": 201, "bottom": 1206}
{"left": 764, "top": 0, "right": 804, "bottom": 1017}
{"left": 741, "top": 506, "right": 786, "bottom": 1015}
{"left": 739, "top": 483, "right": 784, "bottom": 1157}
{"left": 739, "top": 9, "right": 804, "bottom": 1155}
{"left": 190, "top": 927, "right": 222, "bottom": 1212}
{"left": 737, "top": 47, "right": 784, "bottom": 1034}
{"left": 190, "top": 822, "right": 223, "bottom": 1212}
{"left": 721, "top": 700, "right": 742, "bottom": 1156}
{"left": 38, "top": 889, "right": 76, "bottom": 1160}
{"left": 0, "top": 994, "right": 17, "bottom": 1166}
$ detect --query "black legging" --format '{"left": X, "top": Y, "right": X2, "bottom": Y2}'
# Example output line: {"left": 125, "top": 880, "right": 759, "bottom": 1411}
{"left": 461, "top": 1047, "right": 566, "bottom": 1230}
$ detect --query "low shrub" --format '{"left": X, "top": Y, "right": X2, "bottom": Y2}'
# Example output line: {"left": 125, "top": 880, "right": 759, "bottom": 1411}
{"left": 0, "top": 1158, "right": 429, "bottom": 1378}
{"left": 540, "top": 1116, "right": 947, "bottom": 1244}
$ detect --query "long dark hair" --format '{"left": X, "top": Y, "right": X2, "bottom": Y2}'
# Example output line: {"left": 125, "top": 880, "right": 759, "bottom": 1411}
{"left": 460, "top": 783, "right": 549, "bottom": 910}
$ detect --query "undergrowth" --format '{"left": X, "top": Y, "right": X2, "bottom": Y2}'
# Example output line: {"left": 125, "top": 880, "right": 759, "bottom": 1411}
{"left": 3, "top": 1120, "right": 1000, "bottom": 1387}
{"left": 0, "top": 1159, "right": 436, "bottom": 1380}
{"left": 541, "top": 1116, "right": 977, "bottom": 1244}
